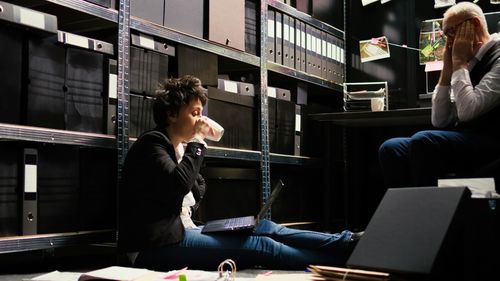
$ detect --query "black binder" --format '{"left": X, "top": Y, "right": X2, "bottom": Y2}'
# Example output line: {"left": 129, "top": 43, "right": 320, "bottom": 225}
{"left": 65, "top": 48, "right": 105, "bottom": 133}
{"left": 27, "top": 37, "right": 66, "bottom": 129}
{"left": 177, "top": 45, "right": 218, "bottom": 87}
{"left": 0, "top": 144, "right": 19, "bottom": 237}
{"left": 275, "top": 99, "right": 295, "bottom": 155}
{"left": 130, "top": 46, "right": 169, "bottom": 96}
{"left": 0, "top": 26, "right": 23, "bottom": 125}
{"left": 129, "top": 94, "right": 155, "bottom": 138}
{"left": 106, "top": 59, "right": 117, "bottom": 135}
{"left": 245, "top": 0, "right": 258, "bottom": 55}
{"left": 22, "top": 148, "right": 38, "bottom": 235}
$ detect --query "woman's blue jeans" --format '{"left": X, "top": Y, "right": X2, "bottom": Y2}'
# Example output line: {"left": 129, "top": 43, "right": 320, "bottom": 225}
{"left": 379, "top": 130, "right": 500, "bottom": 188}
{"left": 135, "top": 220, "right": 353, "bottom": 270}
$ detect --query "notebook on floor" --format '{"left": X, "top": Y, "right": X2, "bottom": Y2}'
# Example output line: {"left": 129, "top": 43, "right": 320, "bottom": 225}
{"left": 201, "top": 180, "right": 284, "bottom": 234}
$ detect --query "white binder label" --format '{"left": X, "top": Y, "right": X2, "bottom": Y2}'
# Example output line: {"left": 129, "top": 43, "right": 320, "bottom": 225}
{"left": 322, "top": 40, "right": 327, "bottom": 56}
{"left": 306, "top": 34, "right": 312, "bottom": 51}
{"left": 283, "top": 24, "right": 289, "bottom": 41}
{"left": 315, "top": 38, "right": 321, "bottom": 55}
{"left": 289, "top": 26, "right": 295, "bottom": 44}
{"left": 328, "top": 42, "right": 333, "bottom": 59}
{"left": 268, "top": 87, "right": 277, "bottom": 98}
{"left": 139, "top": 34, "right": 155, "bottom": 50}
{"left": 276, "top": 21, "right": 282, "bottom": 38}
{"left": 267, "top": 19, "right": 275, "bottom": 38}
{"left": 65, "top": 33, "right": 90, "bottom": 49}
{"left": 24, "top": 164, "right": 37, "bottom": 193}
{"left": 20, "top": 8, "right": 46, "bottom": 30}
{"left": 108, "top": 73, "right": 118, "bottom": 99}
{"left": 223, "top": 81, "right": 238, "bottom": 94}
{"left": 301, "top": 31, "right": 306, "bottom": 49}
{"left": 336, "top": 45, "right": 341, "bottom": 62}
{"left": 295, "top": 114, "right": 301, "bottom": 132}
{"left": 340, "top": 49, "right": 345, "bottom": 64}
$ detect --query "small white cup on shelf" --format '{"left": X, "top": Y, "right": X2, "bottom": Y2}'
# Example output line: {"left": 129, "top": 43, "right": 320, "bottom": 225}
{"left": 371, "top": 97, "right": 385, "bottom": 112}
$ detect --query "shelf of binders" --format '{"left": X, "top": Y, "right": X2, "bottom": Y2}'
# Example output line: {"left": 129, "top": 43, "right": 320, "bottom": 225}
{"left": 267, "top": 0, "right": 344, "bottom": 38}
{"left": 130, "top": 16, "right": 260, "bottom": 67}
{"left": 267, "top": 61, "right": 343, "bottom": 92}
{"left": 266, "top": 1, "right": 346, "bottom": 91}
{"left": 0, "top": 123, "right": 117, "bottom": 149}
{"left": 0, "top": 229, "right": 116, "bottom": 254}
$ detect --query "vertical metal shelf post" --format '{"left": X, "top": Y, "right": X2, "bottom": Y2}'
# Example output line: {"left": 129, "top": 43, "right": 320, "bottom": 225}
{"left": 116, "top": 0, "right": 131, "bottom": 241}
{"left": 117, "top": 0, "right": 131, "bottom": 173}
{"left": 260, "top": 0, "right": 272, "bottom": 219}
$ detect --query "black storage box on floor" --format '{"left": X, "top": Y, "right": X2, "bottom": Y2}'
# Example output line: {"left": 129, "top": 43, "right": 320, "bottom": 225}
{"left": 204, "top": 87, "right": 256, "bottom": 150}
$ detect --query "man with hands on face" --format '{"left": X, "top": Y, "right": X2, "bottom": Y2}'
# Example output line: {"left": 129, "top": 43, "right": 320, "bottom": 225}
{"left": 379, "top": 2, "right": 500, "bottom": 188}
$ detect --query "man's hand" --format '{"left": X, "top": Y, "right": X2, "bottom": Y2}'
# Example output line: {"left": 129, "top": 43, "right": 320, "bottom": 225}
{"left": 438, "top": 38, "right": 453, "bottom": 86}
{"left": 452, "top": 20, "right": 475, "bottom": 72}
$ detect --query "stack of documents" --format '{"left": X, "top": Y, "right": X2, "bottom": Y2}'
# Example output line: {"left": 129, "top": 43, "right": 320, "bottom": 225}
{"left": 344, "top": 88, "right": 386, "bottom": 112}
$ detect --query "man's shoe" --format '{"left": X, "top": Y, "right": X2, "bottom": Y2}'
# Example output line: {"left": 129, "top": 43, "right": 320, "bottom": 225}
{"left": 350, "top": 231, "right": 364, "bottom": 242}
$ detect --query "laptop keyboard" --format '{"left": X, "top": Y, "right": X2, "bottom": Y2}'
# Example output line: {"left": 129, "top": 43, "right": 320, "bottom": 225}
{"left": 224, "top": 216, "right": 253, "bottom": 229}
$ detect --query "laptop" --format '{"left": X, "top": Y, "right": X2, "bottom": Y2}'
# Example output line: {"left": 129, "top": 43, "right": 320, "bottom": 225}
{"left": 201, "top": 180, "right": 284, "bottom": 234}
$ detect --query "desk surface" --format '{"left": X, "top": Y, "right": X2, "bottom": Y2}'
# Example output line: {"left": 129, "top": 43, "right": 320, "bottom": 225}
{"left": 309, "top": 107, "right": 431, "bottom": 127}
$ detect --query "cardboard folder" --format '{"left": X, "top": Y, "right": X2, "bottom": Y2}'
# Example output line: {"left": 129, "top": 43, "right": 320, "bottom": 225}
{"left": 130, "top": 0, "right": 164, "bottom": 25}
{"left": 164, "top": 0, "right": 204, "bottom": 38}
{"left": 208, "top": 0, "right": 245, "bottom": 51}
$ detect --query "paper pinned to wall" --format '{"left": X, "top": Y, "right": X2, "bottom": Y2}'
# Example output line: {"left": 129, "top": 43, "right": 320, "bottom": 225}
{"left": 359, "top": 36, "right": 390, "bottom": 63}
{"left": 361, "top": 0, "right": 378, "bottom": 6}
{"left": 434, "top": 0, "right": 455, "bottom": 9}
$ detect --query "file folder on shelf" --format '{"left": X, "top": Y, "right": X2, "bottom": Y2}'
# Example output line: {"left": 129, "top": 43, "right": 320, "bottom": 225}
{"left": 208, "top": 0, "right": 245, "bottom": 51}
{"left": 275, "top": 11, "right": 283, "bottom": 65}
{"left": 267, "top": 9, "right": 276, "bottom": 62}
{"left": 0, "top": 1, "right": 57, "bottom": 34}
{"left": 0, "top": 25, "right": 23, "bottom": 125}
{"left": 283, "top": 13, "right": 291, "bottom": 68}
{"left": 130, "top": 0, "right": 164, "bottom": 25}
{"left": 22, "top": 148, "right": 38, "bottom": 235}
{"left": 164, "top": 0, "right": 204, "bottom": 38}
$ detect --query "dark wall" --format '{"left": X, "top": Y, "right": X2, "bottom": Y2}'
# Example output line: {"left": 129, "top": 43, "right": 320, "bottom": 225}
{"left": 346, "top": 0, "right": 500, "bottom": 109}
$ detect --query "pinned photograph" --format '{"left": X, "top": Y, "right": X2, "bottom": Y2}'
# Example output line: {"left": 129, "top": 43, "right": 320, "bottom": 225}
{"left": 359, "top": 36, "right": 390, "bottom": 63}
{"left": 419, "top": 18, "right": 446, "bottom": 65}
{"left": 434, "top": 0, "right": 455, "bottom": 8}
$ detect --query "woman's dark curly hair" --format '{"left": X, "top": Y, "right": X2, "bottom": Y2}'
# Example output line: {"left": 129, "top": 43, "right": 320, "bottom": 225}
{"left": 153, "top": 75, "right": 208, "bottom": 128}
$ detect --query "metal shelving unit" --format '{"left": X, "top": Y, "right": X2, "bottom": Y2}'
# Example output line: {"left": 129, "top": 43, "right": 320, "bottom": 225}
{"left": 267, "top": 61, "right": 343, "bottom": 91}
{"left": 0, "top": 123, "right": 116, "bottom": 149}
{"left": 130, "top": 17, "right": 260, "bottom": 67}
{"left": 0, "top": 0, "right": 343, "bottom": 254}
{"left": 44, "top": 0, "right": 118, "bottom": 22}
{"left": 0, "top": 230, "right": 115, "bottom": 254}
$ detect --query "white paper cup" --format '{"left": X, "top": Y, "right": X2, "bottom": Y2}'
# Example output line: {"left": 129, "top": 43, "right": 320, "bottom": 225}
{"left": 371, "top": 97, "right": 385, "bottom": 112}
{"left": 202, "top": 116, "right": 224, "bottom": 142}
